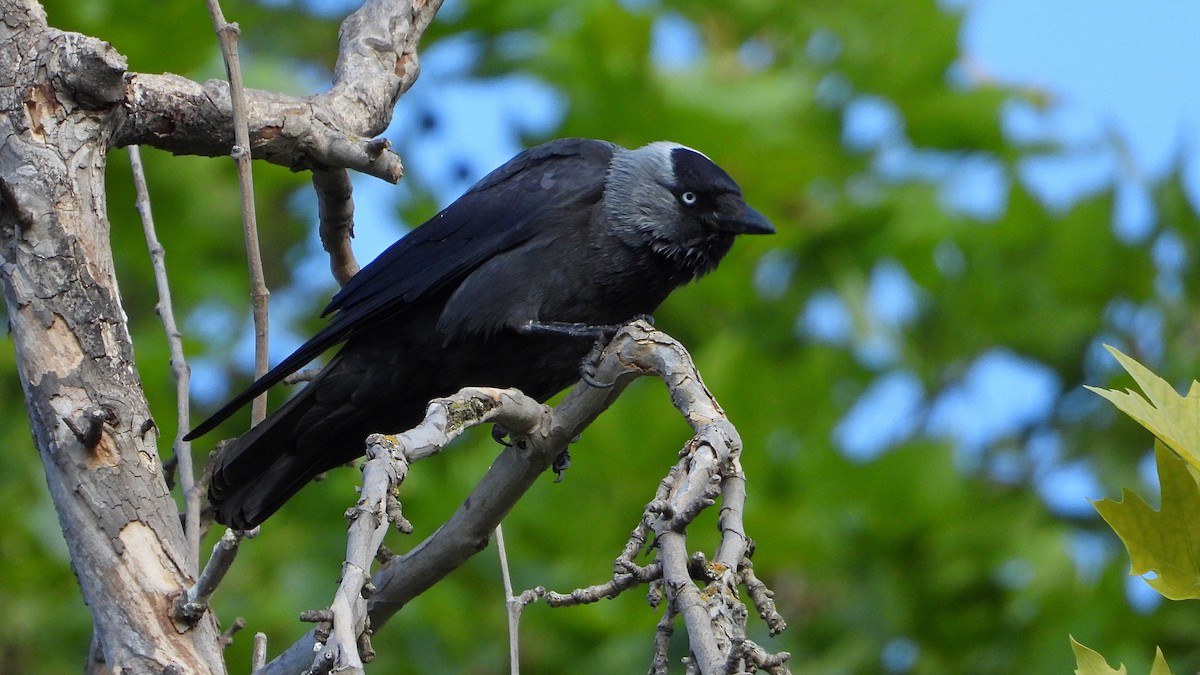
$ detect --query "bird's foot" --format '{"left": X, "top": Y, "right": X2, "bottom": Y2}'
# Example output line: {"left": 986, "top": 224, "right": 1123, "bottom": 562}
{"left": 520, "top": 320, "right": 616, "bottom": 339}
{"left": 579, "top": 335, "right": 616, "bottom": 389}
{"left": 524, "top": 316, "right": 656, "bottom": 388}
{"left": 520, "top": 314, "right": 654, "bottom": 340}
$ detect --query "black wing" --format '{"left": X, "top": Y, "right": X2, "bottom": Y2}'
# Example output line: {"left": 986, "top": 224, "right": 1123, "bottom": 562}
{"left": 184, "top": 138, "right": 618, "bottom": 441}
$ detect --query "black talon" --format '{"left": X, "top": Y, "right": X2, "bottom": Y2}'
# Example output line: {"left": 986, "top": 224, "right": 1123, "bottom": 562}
{"left": 552, "top": 449, "right": 572, "bottom": 482}
{"left": 581, "top": 369, "right": 615, "bottom": 389}
{"left": 491, "top": 425, "right": 512, "bottom": 447}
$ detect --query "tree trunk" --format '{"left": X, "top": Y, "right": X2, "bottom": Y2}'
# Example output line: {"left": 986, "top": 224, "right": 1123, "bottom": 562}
{"left": 0, "top": 1, "right": 226, "bottom": 671}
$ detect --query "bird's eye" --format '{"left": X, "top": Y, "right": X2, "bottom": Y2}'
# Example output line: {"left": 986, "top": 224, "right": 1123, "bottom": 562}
{"left": 680, "top": 191, "right": 698, "bottom": 206}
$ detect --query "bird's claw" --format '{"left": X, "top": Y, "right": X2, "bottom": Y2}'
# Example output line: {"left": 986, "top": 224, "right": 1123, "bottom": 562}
{"left": 520, "top": 320, "right": 610, "bottom": 339}
{"left": 581, "top": 368, "right": 614, "bottom": 389}
{"left": 491, "top": 425, "right": 512, "bottom": 447}
{"left": 552, "top": 449, "right": 571, "bottom": 482}
{"left": 520, "top": 314, "right": 654, "bottom": 341}
{"left": 579, "top": 335, "right": 616, "bottom": 389}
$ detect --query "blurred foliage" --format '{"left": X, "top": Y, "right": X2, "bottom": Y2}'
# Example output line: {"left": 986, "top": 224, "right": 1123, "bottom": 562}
{"left": 3, "top": 0, "right": 1199, "bottom": 672}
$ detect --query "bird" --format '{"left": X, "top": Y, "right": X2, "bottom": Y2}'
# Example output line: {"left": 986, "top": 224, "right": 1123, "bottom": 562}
{"left": 185, "top": 138, "right": 774, "bottom": 529}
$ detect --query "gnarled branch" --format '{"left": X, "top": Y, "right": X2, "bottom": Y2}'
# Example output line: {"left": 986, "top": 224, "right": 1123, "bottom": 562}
{"left": 262, "top": 322, "right": 788, "bottom": 673}
{"left": 112, "top": 0, "right": 444, "bottom": 182}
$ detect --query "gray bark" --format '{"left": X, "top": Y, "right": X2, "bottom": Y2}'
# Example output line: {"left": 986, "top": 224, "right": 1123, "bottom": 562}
{"left": 0, "top": 1, "right": 226, "bottom": 672}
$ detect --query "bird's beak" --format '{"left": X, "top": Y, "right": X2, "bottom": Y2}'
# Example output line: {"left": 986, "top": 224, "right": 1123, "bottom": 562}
{"left": 715, "top": 201, "right": 775, "bottom": 235}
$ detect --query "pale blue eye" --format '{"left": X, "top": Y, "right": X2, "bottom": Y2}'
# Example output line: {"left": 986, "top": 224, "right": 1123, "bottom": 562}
{"left": 680, "top": 191, "right": 697, "bottom": 205}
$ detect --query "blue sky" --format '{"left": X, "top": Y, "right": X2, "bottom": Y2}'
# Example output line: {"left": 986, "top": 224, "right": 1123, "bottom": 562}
{"left": 961, "top": 0, "right": 1200, "bottom": 195}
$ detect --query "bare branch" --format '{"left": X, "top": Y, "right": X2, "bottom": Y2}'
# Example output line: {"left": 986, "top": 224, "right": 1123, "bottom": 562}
{"left": 113, "top": 0, "right": 443, "bottom": 181}
{"left": 248, "top": 322, "right": 787, "bottom": 672}
{"left": 308, "top": 435, "right": 406, "bottom": 673}
{"left": 530, "top": 324, "right": 787, "bottom": 673}
{"left": 495, "top": 524, "right": 531, "bottom": 675}
{"left": 318, "top": 0, "right": 444, "bottom": 135}
{"left": 116, "top": 74, "right": 405, "bottom": 182}
{"left": 313, "top": 168, "right": 360, "bottom": 286}
{"left": 262, "top": 330, "right": 640, "bottom": 672}
{"left": 219, "top": 617, "right": 247, "bottom": 648}
{"left": 252, "top": 632, "right": 268, "bottom": 671}
{"left": 129, "top": 144, "right": 201, "bottom": 572}
{"left": 173, "top": 529, "right": 244, "bottom": 626}
{"left": 204, "top": 0, "right": 271, "bottom": 426}
{"left": 300, "top": 389, "right": 550, "bottom": 673}
{"left": 743, "top": 638, "right": 792, "bottom": 674}
{"left": 544, "top": 561, "right": 662, "bottom": 607}
{"left": 650, "top": 603, "right": 677, "bottom": 675}
{"left": 740, "top": 549, "right": 787, "bottom": 637}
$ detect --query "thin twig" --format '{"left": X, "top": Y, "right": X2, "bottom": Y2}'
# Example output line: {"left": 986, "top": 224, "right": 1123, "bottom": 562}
{"left": 219, "top": 617, "right": 247, "bottom": 648}
{"left": 649, "top": 602, "right": 676, "bottom": 675}
{"left": 252, "top": 632, "right": 268, "bottom": 671}
{"left": 544, "top": 561, "right": 662, "bottom": 607}
{"left": 740, "top": 551, "right": 787, "bottom": 637}
{"left": 204, "top": 0, "right": 271, "bottom": 425}
{"left": 495, "top": 524, "right": 521, "bottom": 675}
{"left": 173, "top": 529, "right": 244, "bottom": 626}
{"left": 128, "top": 144, "right": 200, "bottom": 572}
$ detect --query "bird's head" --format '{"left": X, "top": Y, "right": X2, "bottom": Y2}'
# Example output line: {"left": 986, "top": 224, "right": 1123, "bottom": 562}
{"left": 603, "top": 141, "right": 774, "bottom": 278}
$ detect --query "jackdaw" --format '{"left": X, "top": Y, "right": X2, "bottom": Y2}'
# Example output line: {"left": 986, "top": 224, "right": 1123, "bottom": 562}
{"left": 186, "top": 137, "right": 774, "bottom": 528}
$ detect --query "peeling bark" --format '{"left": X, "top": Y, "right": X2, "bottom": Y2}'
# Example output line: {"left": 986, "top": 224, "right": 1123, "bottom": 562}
{"left": 0, "top": 1, "right": 223, "bottom": 672}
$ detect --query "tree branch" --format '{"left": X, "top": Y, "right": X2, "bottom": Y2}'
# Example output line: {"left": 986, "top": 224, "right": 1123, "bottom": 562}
{"left": 313, "top": 168, "right": 360, "bottom": 286}
{"left": 261, "top": 326, "right": 643, "bottom": 672}
{"left": 173, "top": 529, "right": 246, "bottom": 627}
{"left": 261, "top": 322, "right": 788, "bottom": 671}
{"left": 529, "top": 326, "right": 791, "bottom": 673}
{"left": 112, "top": 0, "right": 443, "bottom": 182}
{"left": 129, "top": 144, "right": 202, "bottom": 571}
{"left": 204, "top": 0, "right": 271, "bottom": 425}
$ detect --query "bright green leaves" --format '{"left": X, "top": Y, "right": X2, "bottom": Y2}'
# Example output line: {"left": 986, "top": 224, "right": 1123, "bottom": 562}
{"left": 1089, "top": 346, "right": 1200, "bottom": 600}
{"left": 1087, "top": 345, "right": 1200, "bottom": 472}
{"left": 1070, "top": 637, "right": 1171, "bottom": 675}
{"left": 1081, "top": 347, "right": 1200, "bottom": 669}
{"left": 1093, "top": 444, "right": 1200, "bottom": 600}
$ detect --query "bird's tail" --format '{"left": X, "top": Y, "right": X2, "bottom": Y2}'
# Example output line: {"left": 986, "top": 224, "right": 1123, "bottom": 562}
{"left": 207, "top": 384, "right": 337, "bottom": 530}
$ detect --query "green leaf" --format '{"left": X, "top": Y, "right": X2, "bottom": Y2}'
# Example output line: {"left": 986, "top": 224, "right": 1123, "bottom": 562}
{"left": 1092, "top": 444, "right": 1200, "bottom": 600}
{"left": 1069, "top": 637, "right": 1172, "bottom": 675}
{"left": 1086, "top": 345, "right": 1200, "bottom": 471}
{"left": 1071, "top": 636, "right": 1127, "bottom": 675}
{"left": 1152, "top": 647, "right": 1174, "bottom": 675}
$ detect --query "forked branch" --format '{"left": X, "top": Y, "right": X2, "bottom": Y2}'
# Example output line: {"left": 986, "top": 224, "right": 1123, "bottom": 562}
{"left": 263, "top": 322, "right": 788, "bottom": 673}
